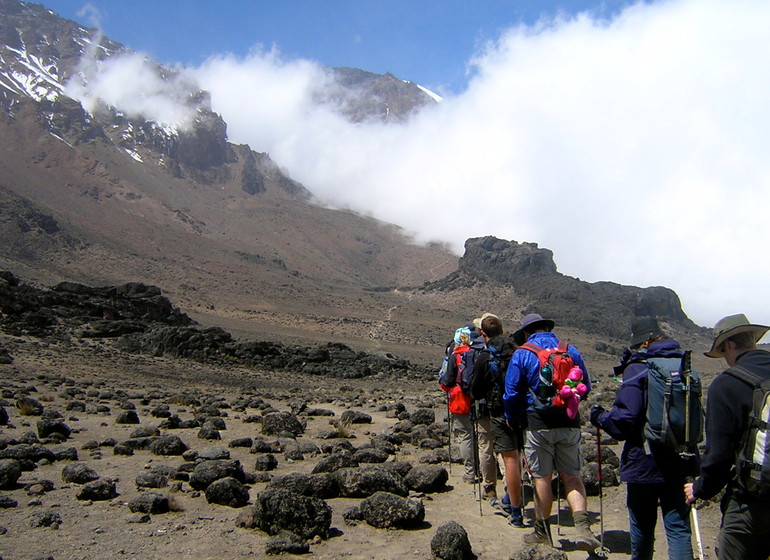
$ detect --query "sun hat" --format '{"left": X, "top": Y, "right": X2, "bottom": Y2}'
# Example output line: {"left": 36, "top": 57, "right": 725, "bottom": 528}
{"left": 512, "top": 313, "right": 554, "bottom": 345}
{"left": 704, "top": 313, "right": 770, "bottom": 358}
{"left": 472, "top": 312, "right": 498, "bottom": 330}
{"left": 630, "top": 317, "right": 666, "bottom": 348}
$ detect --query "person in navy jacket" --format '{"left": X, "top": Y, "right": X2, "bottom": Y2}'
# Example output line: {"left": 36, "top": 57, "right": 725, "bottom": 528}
{"left": 591, "top": 317, "right": 699, "bottom": 560}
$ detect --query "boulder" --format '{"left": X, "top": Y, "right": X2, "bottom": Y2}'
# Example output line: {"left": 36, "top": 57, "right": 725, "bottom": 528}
{"left": 335, "top": 465, "right": 409, "bottom": 498}
{"left": 128, "top": 491, "right": 170, "bottom": 514}
{"left": 357, "top": 491, "right": 425, "bottom": 529}
{"left": 205, "top": 476, "right": 250, "bottom": 507}
{"left": 431, "top": 521, "right": 476, "bottom": 560}
{"left": 235, "top": 487, "right": 331, "bottom": 540}
{"left": 403, "top": 465, "right": 449, "bottom": 493}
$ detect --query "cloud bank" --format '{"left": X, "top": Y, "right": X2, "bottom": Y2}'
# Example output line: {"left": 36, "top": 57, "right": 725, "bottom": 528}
{"left": 70, "top": 0, "right": 770, "bottom": 330}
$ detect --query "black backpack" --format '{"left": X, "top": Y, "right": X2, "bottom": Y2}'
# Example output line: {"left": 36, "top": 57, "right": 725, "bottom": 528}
{"left": 724, "top": 365, "right": 770, "bottom": 498}
{"left": 474, "top": 335, "right": 516, "bottom": 416}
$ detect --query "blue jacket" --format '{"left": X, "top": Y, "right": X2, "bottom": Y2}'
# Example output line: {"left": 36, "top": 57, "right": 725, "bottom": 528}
{"left": 594, "top": 338, "right": 700, "bottom": 484}
{"left": 504, "top": 331, "right": 591, "bottom": 430}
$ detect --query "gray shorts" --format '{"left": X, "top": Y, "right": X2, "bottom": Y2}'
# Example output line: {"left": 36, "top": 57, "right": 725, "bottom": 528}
{"left": 524, "top": 427, "right": 582, "bottom": 477}
{"left": 490, "top": 416, "right": 524, "bottom": 453}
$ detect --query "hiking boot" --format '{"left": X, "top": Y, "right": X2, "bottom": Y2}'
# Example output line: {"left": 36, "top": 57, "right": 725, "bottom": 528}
{"left": 462, "top": 474, "right": 479, "bottom": 484}
{"left": 483, "top": 483, "right": 497, "bottom": 499}
{"left": 572, "top": 525, "right": 601, "bottom": 552}
{"left": 507, "top": 506, "right": 525, "bottom": 528}
{"left": 522, "top": 520, "right": 550, "bottom": 545}
{"left": 572, "top": 511, "right": 601, "bottom": 551}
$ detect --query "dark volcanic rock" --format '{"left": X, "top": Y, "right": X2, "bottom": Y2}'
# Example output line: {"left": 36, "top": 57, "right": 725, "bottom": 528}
{"left": 431, "top": 521, "right": 477, "bottom": 560}
{"left": 36, "top": 418, "right": 71, "bottom": 439}
{"left": 76, "top": 479, "right": 118, "bottom": 501}
{"left": 30, "top": 510, "right": 62, "bottom": 529}
{"left": 128, "top": 491, "right": 170, "bottom": 514}
{"left": 61, "top": 462, "right": 99, "bottom": 484}
{"left": 403, "top": 465, "right": 449, "bottom": 493}
{"left": 311, "top": 451, "right": 359, "bottom": 474}
{"left": 205, "top": 476, "right": 250, "bottom": 508}
{"left": 236, "top": 487, "right": 332, "bottom": 540}
{"left": 189, "top": 459, "right": 245, "bottom": 491}
{"left": 148, "top": 435, "right": 187, "bottom": 456}
{"left": 357, "top": 491, "right": 425, "bottom": 529}
{"left": 335, "top": 465, "right": 409, "bottom": 498}
{"left": 261, "top": 412, "right": 304, "bottom": 437}
{"left": 0, "top": 459, "right": 21, "bottom": 489}
{"left": 264, "top": 531, "right": 310, "bottom": 555}
{"left": 267, "top": 472, "right": 339, "bottom": 499}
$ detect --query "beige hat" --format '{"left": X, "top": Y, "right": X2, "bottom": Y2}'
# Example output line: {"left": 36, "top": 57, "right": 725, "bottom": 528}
{"left": 704, "top": 313, "right": 770, "bottom": 358}
{"left": 472, "top": 312, "right": 498, "bottom": 330}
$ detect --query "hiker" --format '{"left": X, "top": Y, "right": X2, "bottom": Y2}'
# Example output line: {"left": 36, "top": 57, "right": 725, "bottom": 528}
{"left": 469, "top": 313, "right": 525, "bottom": 526}
{"left": 439, "top": 325, "right": 497, "bottom": 498}
{"left": 684, "top": 313, "right": 770, "bottom": 560}
{"left": 591, "top": 317, "right": 700, "bottom": 560}
{"left": 504, "top": 313, "right": 600, "bottom": 550}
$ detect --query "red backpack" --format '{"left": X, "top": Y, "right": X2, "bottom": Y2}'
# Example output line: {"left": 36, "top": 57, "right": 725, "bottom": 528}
{"left": 518, "top": 341, "right": 577, "bottom": 409}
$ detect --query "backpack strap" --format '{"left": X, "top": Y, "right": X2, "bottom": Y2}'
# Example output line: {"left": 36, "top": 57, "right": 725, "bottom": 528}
{"left": 725, "top": 365, "right": 765, "bottom": 389}
{"left": 725, "top": 366, "right": 770, "bottom": 432}
{"left": 519, "top": 342, "right": 548, "bottom": 364}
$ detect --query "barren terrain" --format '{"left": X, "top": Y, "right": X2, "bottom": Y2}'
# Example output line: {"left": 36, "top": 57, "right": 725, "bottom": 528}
{"left": 0, "top": 333, "right": 724, "bottom": 560}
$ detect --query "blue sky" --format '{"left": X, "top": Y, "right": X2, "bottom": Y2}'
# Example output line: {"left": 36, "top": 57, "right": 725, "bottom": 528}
{"left": 43, "top": 0, "right": 770, "bottom": 331}
{"left": 44, "top": 0, "right": 635, "bottom": 94}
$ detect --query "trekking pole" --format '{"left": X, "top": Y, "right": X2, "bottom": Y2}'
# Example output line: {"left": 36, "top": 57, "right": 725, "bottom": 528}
{"left": 522, "top": 454, "right": 554, "bottom": 548}
{"left": 446, "top": 401, "right": 452, "bottom": 476}
{"left": 470, "top": 404, "right": 483, "bottom": 516}
{"left": 595, "top": 426, "right": 610, "bottom": 558}
{"left": 556, "top": 475, "right": 562, "bottom": 536}
{"left": 686, "top": 477, "right": 705, "bottom": 559}
{"left": 683, "top": 350, "right": 692, "bottom": 446}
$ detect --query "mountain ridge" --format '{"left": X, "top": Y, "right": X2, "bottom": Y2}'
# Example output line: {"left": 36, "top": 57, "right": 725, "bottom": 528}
{"left": 0, "top": 0, "right": 707, "bottom": 369}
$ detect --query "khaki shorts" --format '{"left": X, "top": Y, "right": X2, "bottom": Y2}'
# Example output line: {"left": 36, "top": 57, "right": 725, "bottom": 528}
{"left": 524, "top": 427, "right": 582, "bottom": 477}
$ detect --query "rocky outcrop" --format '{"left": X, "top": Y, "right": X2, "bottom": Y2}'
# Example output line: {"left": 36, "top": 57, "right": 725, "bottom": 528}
{"left": 427, "top": 237, "right": 703, "bottom": 340}
{"left": 0, "top": 272, "right": 433, "bottom": 379}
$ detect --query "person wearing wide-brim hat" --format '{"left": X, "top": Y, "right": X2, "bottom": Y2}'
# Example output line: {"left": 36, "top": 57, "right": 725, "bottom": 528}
{"left": 685, "top": 313, "right": 770, "bottom": 560}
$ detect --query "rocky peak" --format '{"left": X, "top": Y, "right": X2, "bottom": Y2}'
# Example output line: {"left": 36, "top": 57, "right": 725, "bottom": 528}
{"left": 429, "top": 236, "right": 700, "bottom": 340}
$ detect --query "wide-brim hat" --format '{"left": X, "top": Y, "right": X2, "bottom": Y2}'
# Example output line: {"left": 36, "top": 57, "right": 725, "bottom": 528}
{"left": 704, "top": 313, "right": 770, "bottom": 358}
{"left": 512, "top": 313, "right": 554, "bottom": 345}
{"left": 630, "top": 316, "right": 666, "bottom": 348}
{"left": 472, "top": 312, "right": 498, "bottom": 330}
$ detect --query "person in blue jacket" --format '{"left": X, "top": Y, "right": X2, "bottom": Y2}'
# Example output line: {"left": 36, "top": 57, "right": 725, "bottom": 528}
{"left": 504, "top": 313, "right": 599, "bottom": 550}
{"left": 591, "top": 317, "right": 700, "bottom": 560}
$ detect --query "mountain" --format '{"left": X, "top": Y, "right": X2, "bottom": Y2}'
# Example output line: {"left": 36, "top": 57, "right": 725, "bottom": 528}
{"left": 0, "top": 0, "right": 707, "bottom": 369}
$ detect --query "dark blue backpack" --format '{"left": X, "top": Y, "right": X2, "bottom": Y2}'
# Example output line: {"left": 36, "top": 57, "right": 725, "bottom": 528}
{"left": 644, "top": 351, "right": 703, "bottom": 453}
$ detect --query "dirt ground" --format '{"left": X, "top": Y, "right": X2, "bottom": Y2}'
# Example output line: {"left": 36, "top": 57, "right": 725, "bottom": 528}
{"left": 0, "top": 335, "right": 723, "bottom": 560}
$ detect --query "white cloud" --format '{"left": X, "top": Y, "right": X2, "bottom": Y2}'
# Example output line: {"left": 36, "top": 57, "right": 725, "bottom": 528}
{"left": 69, "top": 0, "right": 770, "bottom": 330}
{"left": 65, "top": 52, "right": 200, "bottom": 130}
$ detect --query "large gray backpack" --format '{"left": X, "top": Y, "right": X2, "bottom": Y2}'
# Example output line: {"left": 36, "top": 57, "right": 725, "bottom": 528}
{"left": 643, "top": 351, "right": 703, "bottom": 453}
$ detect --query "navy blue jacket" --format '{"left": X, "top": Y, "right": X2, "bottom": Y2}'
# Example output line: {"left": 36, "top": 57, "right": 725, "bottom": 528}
{"left": 693, "top": 348, "right": 770, "bottom": 501}
{"left": 594, "top": 338, "right": 700, "bottom": 484}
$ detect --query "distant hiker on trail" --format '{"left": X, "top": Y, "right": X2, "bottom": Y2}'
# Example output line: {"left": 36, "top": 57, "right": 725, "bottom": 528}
{"left": 684, "top": 314, "right": 770, "bottom": 560}
{"left": 469, "top": 313, "right": 525, "bottom": 527}
{"left": 591, "top": 317, "right": 700, "bottom": 560}
{"left": 504, "top": 313, "right": 600, "bottom": 551}
{"left": 439, "top": 324, "right": 497, "bottom": 498}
